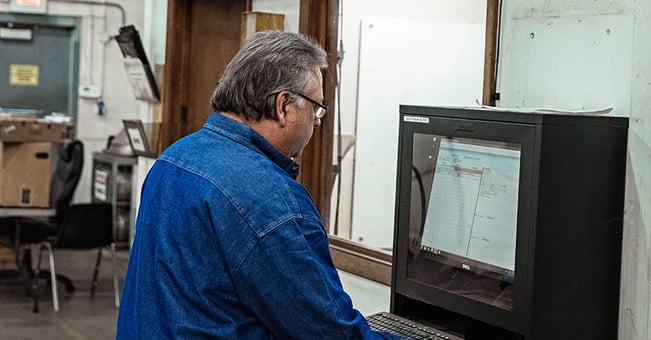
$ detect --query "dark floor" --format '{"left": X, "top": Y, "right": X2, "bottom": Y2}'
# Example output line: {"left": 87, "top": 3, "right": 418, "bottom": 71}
{"left": 0, "top": 247, "right": 129, "bottom": 340}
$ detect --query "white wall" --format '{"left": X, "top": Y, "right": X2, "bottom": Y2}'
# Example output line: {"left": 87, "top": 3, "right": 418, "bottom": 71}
{"left": 497, "top": 0, "right": 650, "bottom": 338}
{"left": 351, "top": 17, "right": 486, "bottom": 248}
{"left": 0, "top": 0, "right": 158, "bottom": 204}
{"left": 332, "top": 1, "right": 487, "bottom": 246}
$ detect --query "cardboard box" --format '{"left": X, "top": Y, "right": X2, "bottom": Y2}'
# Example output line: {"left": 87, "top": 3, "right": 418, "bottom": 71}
{"left": 0, "top": 117, "right": 74, "bottom": 142}
{"left": 0, "top": 142, "right": 52, "bottom": 207}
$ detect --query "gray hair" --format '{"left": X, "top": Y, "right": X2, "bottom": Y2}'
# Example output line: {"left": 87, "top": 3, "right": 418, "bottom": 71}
{"left": 210, "top": 30, "right": 328, "bottom": 121}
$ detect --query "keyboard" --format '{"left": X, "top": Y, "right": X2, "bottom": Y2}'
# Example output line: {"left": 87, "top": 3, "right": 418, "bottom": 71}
{"left": 366, "top": 312, "right": 463, "bottom": 340}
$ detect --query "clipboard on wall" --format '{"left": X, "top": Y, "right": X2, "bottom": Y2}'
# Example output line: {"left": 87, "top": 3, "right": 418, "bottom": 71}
{"left": 114, "top": 25, "right": 161, "bottom": 102}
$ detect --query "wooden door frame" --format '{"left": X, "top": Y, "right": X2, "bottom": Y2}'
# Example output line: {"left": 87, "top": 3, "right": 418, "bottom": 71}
{"left": 297, "top": 0, "right": 339, "bottom": 229}
{"left": 161, "top": 0, "right": 249, "bottom": 150}
{"left": 160, "top": 0, "right": 193, "bottom": 147}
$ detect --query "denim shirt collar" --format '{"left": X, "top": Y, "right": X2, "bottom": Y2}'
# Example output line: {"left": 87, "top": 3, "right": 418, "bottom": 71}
{"left": 203, "top": 112, "right": 300, "bottom": 179}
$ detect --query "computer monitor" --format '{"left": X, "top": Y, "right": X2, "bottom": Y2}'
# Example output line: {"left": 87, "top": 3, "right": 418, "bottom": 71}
{"left": 391, "top": 105, "right": 627, "bottom": 339}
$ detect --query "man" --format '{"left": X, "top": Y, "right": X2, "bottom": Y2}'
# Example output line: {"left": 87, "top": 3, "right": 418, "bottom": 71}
{"left": 116, "top": 30, "right": 396, "bottom": 339}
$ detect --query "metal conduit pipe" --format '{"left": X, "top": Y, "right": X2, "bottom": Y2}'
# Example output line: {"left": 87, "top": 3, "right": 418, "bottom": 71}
{"left": 49, "top": 0, "right": 126, "bottom": 27}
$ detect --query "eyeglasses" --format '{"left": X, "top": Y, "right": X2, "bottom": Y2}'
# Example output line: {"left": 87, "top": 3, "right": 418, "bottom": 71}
{"left": 292, "top": 92, "right": 327, "bottom": 119}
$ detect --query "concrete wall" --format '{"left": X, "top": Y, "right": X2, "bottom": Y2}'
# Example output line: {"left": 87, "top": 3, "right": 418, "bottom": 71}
{"left": 621, "top": 0, "right": 651, "bottom": 337}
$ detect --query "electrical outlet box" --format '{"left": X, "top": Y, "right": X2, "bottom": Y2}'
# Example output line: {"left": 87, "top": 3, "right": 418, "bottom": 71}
{"left": 79, "top": 84, "right": 102, "bottom": 99}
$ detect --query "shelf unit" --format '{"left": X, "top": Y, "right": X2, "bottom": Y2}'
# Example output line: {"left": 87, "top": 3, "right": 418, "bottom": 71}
{"left": 91, "top": 151, "right": 136, "bottom": 248}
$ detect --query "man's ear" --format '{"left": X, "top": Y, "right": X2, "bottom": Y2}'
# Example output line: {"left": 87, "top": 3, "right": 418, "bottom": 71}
{"left": 275, "top": 91, "right": 291, "bottom": 127}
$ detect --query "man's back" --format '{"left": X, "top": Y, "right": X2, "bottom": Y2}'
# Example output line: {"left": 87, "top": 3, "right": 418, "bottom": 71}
{"left": 116, "top": 113, "right": 390, "bottom": 339}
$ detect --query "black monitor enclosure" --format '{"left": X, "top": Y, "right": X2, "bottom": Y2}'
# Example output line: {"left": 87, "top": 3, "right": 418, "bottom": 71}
{"left": 392, "top": 105, "right": 628, "bottom": 340}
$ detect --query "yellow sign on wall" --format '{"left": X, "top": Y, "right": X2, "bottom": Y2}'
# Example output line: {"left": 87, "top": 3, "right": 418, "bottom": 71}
{"left": 9, "top": 64, "right": 39, "bottom": 86}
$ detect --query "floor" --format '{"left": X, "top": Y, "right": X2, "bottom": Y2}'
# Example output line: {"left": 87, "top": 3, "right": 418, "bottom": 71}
{"left": 0, "top": 247, "right": 128, "bottom": 340}
{"left": 0, "top": 247, "right": 390, "bottom": 340}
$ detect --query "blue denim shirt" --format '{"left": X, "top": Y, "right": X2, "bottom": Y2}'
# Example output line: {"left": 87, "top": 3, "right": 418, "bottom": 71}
{"left": 116, "top": 113, "right": 397, "bottom": 339}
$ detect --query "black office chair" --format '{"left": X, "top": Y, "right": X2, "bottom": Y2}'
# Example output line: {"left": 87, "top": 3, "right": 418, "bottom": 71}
{"left": 33, "top": 202, "right": 120, "bottom": 312}
{"left": 16, "top": 140, "right": 84, "bottom": 292}
{"left": 7, "top": 140, "right": 82, "bottom": 312}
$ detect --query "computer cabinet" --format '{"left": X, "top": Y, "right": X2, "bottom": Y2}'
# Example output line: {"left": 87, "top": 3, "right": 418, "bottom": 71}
{"left": 91, "top": 151, "right": 136, "bottom": 248}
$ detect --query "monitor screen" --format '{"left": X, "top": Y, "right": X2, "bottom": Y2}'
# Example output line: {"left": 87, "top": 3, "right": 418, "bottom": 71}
{"left": 408, "top": 133, "right": 521, "bottom": 310}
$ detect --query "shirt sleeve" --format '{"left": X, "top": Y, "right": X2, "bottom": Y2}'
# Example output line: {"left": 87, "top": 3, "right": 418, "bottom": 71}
{"left": 230, "top": 218, "right": 399, "bottom": 340}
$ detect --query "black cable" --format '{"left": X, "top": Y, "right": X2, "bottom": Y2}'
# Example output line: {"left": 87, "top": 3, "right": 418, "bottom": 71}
{"left": 411, "top": 166, "right": 428, "bottom": 225}
{"left": 491, "top": 0, "right": 503, "bottom": 104}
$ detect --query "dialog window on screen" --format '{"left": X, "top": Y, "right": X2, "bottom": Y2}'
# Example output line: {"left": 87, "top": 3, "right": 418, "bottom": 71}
{"left": 421, "top": 137, "right": 520, "bottom": 275}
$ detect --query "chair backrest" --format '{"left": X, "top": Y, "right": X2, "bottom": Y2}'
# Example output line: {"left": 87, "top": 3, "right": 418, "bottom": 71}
{"left": 50, "top": 140, "right": 84, "bottom": 224}
{"left": 56, "top": 202, "right": 113, "bottom": 249}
